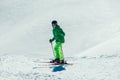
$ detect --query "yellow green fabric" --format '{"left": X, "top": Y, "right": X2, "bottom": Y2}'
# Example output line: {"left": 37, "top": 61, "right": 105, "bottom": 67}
{"left": 54, "top": 42, "right": 64, "bottom": 60}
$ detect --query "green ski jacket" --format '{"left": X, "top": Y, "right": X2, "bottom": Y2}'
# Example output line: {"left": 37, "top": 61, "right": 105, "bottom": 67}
{"left": 52, "top": 25, "right": 65, "bottom": 43}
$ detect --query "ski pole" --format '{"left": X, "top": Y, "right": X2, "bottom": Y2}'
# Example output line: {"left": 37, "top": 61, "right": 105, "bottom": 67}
{"left": 61, "top": 45, "right": 65, "bottom": 61}
{"left": 50, "top": 43, "right": 55, "bottom": 58}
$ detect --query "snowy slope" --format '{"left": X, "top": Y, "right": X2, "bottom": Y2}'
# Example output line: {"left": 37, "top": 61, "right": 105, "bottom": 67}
{"left": 0, "top": 54, "right": 120, "bottom": 80}
{"left": 0, "top": 0, "right": 120, "bottom": 80}
{"left": 79, "top": 34, "right": 120, "bottom": 58}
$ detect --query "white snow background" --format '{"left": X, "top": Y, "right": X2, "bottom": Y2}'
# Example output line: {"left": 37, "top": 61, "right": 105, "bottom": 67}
{"left": 0, "top": 0, "right": 120, "bottom": 80}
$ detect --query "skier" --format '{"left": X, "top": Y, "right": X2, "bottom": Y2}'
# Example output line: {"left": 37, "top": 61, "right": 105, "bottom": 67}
{"left": 49, "top": 20, "right": 65, "bottom": 64}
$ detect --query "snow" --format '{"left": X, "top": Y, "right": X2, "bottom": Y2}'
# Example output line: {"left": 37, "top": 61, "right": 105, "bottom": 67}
{"left": 78, "top": 35, "right": 120, "bottom": 58}
{"left": 0, "top": 55, "right": 120, "bottom": 80}
{"left": 0, "top": 0, "right": 120, "bottom": 80}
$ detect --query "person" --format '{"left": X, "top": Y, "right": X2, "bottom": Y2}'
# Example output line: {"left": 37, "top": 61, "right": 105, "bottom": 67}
{"left": 49, "top": 20, "right": 65, "bottom": 64}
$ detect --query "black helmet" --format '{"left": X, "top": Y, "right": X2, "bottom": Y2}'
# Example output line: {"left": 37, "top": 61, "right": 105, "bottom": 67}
{"left": 52, "top": 20, "right": 57, "bottom": 24}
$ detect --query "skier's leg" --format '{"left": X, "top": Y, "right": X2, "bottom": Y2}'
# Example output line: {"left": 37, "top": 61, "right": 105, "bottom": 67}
{"left": 54, "top": 42, "right": 64, "bottom": 63}
{"left": 54, "top": 42, "right": 60, "bottom": 60}
{"left": 58, "top": 43, "right": 64, "bottom": 61}
{"left": 50, "top": 43, "right": 59, "bottom": 63}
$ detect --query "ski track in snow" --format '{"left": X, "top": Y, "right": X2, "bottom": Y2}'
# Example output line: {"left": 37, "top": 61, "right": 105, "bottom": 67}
{"left": 0, "top": 55, "right": 120, "bottom": 80}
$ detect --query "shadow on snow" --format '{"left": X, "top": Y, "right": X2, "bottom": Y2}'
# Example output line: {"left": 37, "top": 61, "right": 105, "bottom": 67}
{"left": 51, "top": 65, "right": 66, "bottom": 72}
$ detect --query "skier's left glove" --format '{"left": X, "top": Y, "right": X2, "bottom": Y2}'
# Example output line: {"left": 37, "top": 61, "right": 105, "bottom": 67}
{"left": 49, "top": 38, "right": 55, "bottom": 43}
{"left": 49, "top": 39, "right": 53, "bottom": 43}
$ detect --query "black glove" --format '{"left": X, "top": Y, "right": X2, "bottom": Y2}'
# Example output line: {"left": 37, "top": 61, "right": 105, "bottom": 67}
{"left": 49, "top": 39, "right": 53, "bottom": 43}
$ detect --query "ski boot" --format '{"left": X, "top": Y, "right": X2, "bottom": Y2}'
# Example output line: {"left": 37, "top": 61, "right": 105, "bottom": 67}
{"left": 50, "top": 58, "right": 60, "bottom": 63}
{"left": 59, "top": 60, "right": 67, "bottom": 64}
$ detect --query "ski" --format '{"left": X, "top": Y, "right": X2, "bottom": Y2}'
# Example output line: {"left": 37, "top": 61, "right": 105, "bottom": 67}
{"left": 49, "top": 62, "right": 73, "bottom": 66}
{"left": 33, "top": 62, "right": 73, "bottom": 69}
{"left": 37, "top": 62, "right": 73, "bottom": 66}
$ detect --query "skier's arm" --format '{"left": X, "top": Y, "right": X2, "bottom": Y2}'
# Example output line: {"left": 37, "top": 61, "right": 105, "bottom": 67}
{"left": 51, "top": 37, "right": 55, "bottom": 41}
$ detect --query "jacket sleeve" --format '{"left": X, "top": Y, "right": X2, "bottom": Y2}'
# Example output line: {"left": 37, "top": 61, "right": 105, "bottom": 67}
{"left": 51, "top": 37, "right": 55, "bottom": 42}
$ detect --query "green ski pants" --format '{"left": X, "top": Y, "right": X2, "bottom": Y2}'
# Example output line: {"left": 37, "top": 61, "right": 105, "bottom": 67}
{"left": 54, "top": 42, "right": 64, "bottom": 60}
